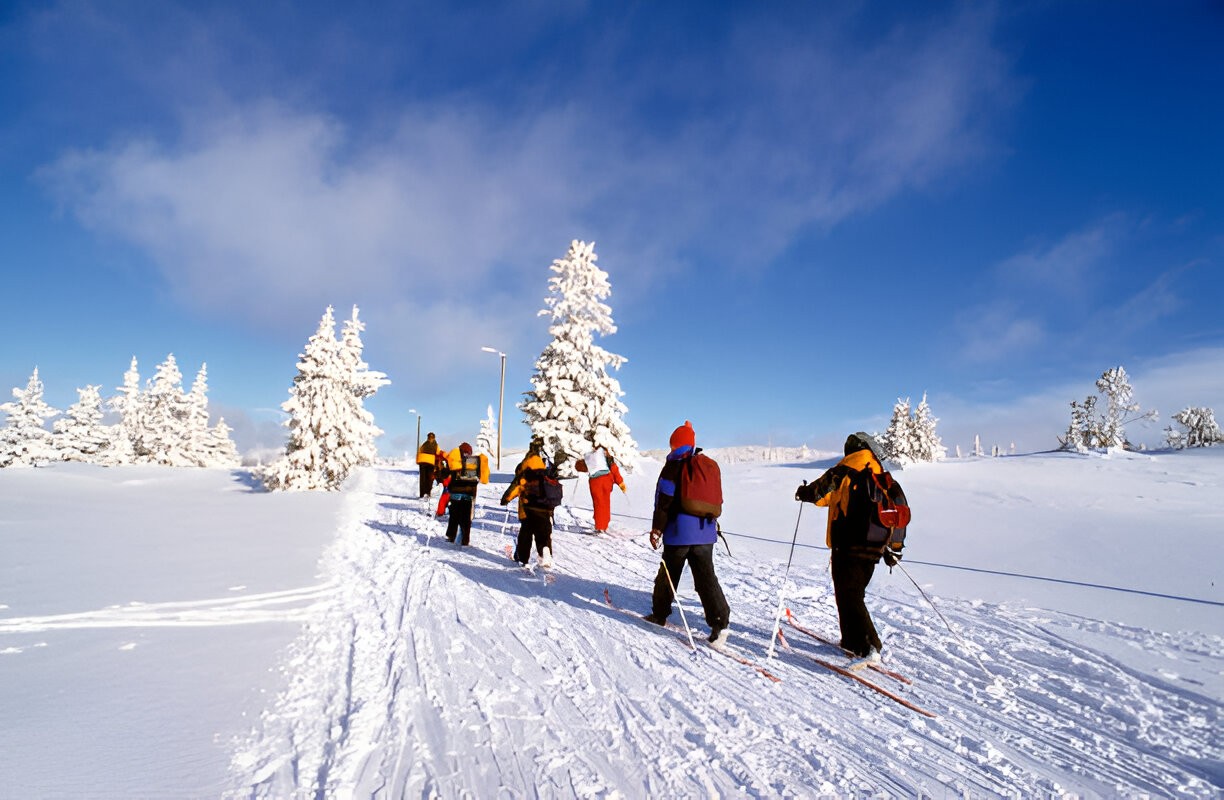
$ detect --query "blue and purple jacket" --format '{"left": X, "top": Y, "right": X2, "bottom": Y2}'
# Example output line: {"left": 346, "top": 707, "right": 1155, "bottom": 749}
{"left": 652, "top": 445, "right": 719, "bottom": 546}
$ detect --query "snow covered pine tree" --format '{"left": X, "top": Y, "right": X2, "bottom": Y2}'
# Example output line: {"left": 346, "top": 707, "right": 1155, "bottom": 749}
{"left": 53, "top": 384, "right": 113, "bottom": 464}
{"left": 520, "top": 240, "right": 637, "bottom": 471}
{"left": 1061, "top": 366, "right": 1157, "bottom": 452}
{"left": 1166, "top": 407, "right": 1224, "bottom": 449}
{"left": 477, "top": 405, "right": 498, "bottom": 458}
{"left": 264, "top": 305, "right": 389, "bottom": 491}
{"left": 881, "top": 393, "right": 945, "bottom": 465}
{"left": 0, "top": 368, "right": 60, "bottom": 468}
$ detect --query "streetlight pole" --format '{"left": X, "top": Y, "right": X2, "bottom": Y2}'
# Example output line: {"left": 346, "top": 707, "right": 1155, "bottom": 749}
{"left": 481, "top": 347, "right": 506, "bottom": 469}
{"left": 409, "top": 408, "right": 420, "bottom": 458}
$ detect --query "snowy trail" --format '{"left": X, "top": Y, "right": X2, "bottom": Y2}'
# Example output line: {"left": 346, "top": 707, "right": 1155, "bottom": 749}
{"left": 228, "top": 467, "right": 1222, "bottom": 798}
{"left": 0, "top": 585, "right": 333, "bottom": 632}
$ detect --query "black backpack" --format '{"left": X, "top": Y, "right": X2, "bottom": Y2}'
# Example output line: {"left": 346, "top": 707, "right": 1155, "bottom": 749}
{"left": 522, "top": 465, "right": 564, "bottom": 511}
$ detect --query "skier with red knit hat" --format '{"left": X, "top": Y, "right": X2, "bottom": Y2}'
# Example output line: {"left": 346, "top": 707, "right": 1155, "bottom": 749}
{"left": 645, "top": 420, "right": 731, "bottom": 646}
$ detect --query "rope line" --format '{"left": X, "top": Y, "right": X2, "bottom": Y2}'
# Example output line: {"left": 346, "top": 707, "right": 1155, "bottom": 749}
{"left": 563, "top": 502, "right": 1224, "bottom": 608}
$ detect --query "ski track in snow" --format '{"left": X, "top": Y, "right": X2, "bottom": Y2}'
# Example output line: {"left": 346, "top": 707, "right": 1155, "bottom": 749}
{"left": 226, "top": 467, "right": 1223, "bottom": 798}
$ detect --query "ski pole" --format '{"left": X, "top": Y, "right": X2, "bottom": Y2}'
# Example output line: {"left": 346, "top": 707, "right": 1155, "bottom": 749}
{"left": 659, "top": 558, "right": 700, "bottom": 657}
{"left": 896, "top": 561, "right": 995, "bottom": 679}
{"left": 766, "top": 499, "right": 804, "bottom": 659}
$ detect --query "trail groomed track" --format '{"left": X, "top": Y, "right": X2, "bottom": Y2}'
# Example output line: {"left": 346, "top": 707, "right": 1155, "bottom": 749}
{"left": 229, "top": 467, "right": 1222, "bottom": 798}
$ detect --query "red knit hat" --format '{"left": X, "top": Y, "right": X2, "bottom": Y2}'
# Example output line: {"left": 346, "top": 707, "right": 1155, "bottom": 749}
{"left": 669, "top": 420, "right": 695, "bottom": 450}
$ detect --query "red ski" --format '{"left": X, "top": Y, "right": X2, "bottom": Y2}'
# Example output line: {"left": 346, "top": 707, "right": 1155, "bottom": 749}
{"left": 784, "top": 608, "right": 911, "bottom": 685}
{"left": 809, "top": 657, "right": 936, "bottom": 718}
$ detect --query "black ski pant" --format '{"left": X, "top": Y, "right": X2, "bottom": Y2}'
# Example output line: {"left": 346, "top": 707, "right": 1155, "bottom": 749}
{"left": 445, "top": 495, "right": 474, "bottom": 545}
{"left": 831, "top": 552, "right": 881, "bottom": 658}
{"left": 651, "top": 543, "right": 729, "bottom": 632}
{"left": 419, "top": 464, "right": 435, "bottom": 497}
{"left": 514, "top": 511, "right": 553, "bottom": 564}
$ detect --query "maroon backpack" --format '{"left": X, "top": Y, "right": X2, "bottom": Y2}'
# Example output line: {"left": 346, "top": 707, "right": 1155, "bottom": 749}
{"left": 677, "top": 450, "right": 723, "bottom": 520}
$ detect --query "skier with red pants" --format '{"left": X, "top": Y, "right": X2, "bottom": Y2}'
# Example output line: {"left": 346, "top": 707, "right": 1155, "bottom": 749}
{"left": 576, "top": 444, "right": 626, "bottom": 534}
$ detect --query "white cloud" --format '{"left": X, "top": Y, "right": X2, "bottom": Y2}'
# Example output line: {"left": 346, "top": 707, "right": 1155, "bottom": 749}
{"left": 955, "top": 304, "right": 1047, "bottom": 363}
{"left": 934, "top": 346, "right": 1224, "bottom": 454}
{"left": 993, "top": 221, "right": 1118, "bottom": 294}
{"left": 40, "top": 8, "right": 1014, "bottom": 384}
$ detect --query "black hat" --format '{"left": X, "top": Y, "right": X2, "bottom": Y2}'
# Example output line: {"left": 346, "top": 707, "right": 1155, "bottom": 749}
{"left": 845, "top": 431, "right": 884, "bottom": 461}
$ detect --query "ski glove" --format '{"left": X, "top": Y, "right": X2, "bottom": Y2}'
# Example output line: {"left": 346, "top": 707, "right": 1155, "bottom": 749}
{"left": 882, "top": 548, "right": 902, "bottom": 567}
{"left": 649, "top": 529, "right": 662, "bottom": 550}
{"left": 794, "top": 481, "right": 813, "bottom": 503}
{"left": 618, "top": 483, "right": 627, "bottom": 493}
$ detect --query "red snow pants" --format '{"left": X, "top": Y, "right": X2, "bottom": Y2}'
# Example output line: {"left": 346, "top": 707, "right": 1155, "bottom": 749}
{"left": 589, "top": 472, "right": 615, "bottom": 531}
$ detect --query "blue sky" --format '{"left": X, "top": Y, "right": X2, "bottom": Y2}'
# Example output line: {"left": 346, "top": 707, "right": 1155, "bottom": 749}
{"left": 2, "top": 1, "right": 1221, "bottom": 458}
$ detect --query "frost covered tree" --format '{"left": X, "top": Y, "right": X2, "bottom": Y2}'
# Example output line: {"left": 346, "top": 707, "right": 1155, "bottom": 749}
{"left": 203, "top": 418, "right": 242, "bottom": 466}
{"left": 520, "top": 240, "right": 637, "bottom": 472}
{"left": 337, "top": 306, "right": 389, "bottom": 466}
{"left": 264, "top": 305, "right": 389, "bottom": 491}
{"left": 1165, "top": 407, "right": 1223, "bottom": 449}
{"left": 109, "top": 356, "right": 143, "bottom": 464}
{"left": 881, "top": 394, "right": 945, "bottom": 465}
{"left": 881, "top": 397, "right": 914, "bottom": 463}
{"left": 0, "top": 368, "right": 61, "bottom": 468}
{"left": 53, "top": 384, "right": 113, "bottom": 463}
{"left": 1061, "top": 366, "right": 1157, "bottom": 452}
{"left": 911, "top": 394, "right": 947, "bottom": 462}
{"left": 140, "top": 354, "right": 197, "bottom": 466}
{"left": 182, "top": 363, "right": 213, "bottom": 465}
{"left": 477, "top": 404, "right": 497, "bottom": 457}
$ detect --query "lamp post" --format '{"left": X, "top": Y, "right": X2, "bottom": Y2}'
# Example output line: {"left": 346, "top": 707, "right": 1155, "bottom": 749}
{"left": 481, "top": 346, "right": 506, "bottom": 469}
{"left": 409, "top": 408, "right": 420, "bottom": 458}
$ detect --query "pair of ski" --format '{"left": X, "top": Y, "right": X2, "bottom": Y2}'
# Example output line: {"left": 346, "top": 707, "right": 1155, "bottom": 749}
{"left": 779, "top": 609, "right": 936, "bottom": 719}
{"left": 600, "top": 589, "right": 781, "bottom": 683}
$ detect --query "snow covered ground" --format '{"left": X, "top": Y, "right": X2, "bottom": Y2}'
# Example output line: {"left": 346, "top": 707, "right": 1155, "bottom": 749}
{"left": 1, "top": 450, "right": 1220, "bottom": 798}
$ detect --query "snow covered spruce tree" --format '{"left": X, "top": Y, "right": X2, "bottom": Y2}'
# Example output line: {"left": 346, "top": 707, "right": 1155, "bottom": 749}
{"left": 202, "top": 417, "right": 242, "bottom": 466}
{"left": 520, "top": 240, "right": 637, "bottom": 472}
{"left": 1165, "top": 407, "right": 1223, "bottom": 449}
{"left": 477, "top": 404, "right": 497, "bottom": 457}
{"left": 337, "top": 306, "right": 389, "bottom": 465}
{"left": 53, "top": 384, "right": 113, "bottom": 463}
{"left": 911, "top": 394, "right": 947, "bottom": 462}
{"left": 178, "top": 363, "right": 242, "bottom": 467}
{"left": 264, "top": 305, "right": 389, "bottom": 491}
{"left": 881, "top": 393, "right": 946, "bottom": 465}
{"left": 0, "top": 368, "right": 61, "bottom": 468}
{"left": 881, "top": 397, "right": 914, "bottom": 463}
{"left": 1061, "top": 365, "right": 1157, "bottom": 452}
{"left": 139, "top": 354, "right": 199, "bottom": 466}
{"left": 109, "top": 356, "right": 143, "bottom": 464}
{"left": 183, "top": 363, "right": 213, "bottom": 465}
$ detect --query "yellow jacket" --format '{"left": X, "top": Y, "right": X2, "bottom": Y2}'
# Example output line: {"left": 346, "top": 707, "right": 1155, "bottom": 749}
{"left": 813, "top": 449, "right": 882, "bottom": 548}
{"left": 416, "top": 439, "right": 439, "bottom": 466}
{"left": 502, "top": 453, "right": 546, "bottom": 520}
{"left": 445, "top": 447, "right": 490, "bottom": 490}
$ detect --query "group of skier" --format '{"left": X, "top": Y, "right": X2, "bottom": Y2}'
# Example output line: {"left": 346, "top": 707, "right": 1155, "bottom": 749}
{"left": 416, "top": 433, "right": 491, "bottom": 546}
{"left": 415, "top": 421, "right": 907, "bottom": 666}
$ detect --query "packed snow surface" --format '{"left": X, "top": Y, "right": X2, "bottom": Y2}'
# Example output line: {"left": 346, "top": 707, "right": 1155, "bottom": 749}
{"left": 1, "top": 450, "right": 1221, "bottom": 798}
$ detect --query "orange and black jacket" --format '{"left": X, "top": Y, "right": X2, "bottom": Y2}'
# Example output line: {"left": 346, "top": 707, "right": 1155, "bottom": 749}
{"left": 501, "top": 452, "right": 550, "bottom": 519}
{"left": 797, "top": 449, "right": 886, "bottom": 559}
